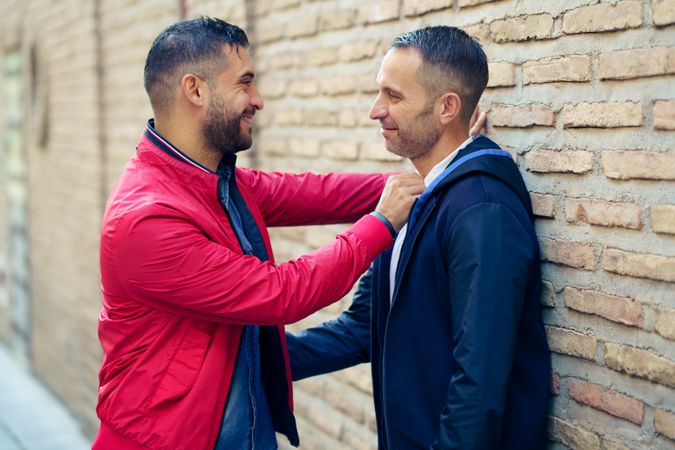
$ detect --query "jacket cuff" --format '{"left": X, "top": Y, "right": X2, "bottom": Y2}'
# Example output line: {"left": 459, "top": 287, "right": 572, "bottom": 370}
{"left": 348, "top": 214, "right": 395, "bottom": 260}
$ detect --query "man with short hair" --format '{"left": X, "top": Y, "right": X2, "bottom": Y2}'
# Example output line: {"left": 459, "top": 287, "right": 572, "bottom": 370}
{"left": 288, "top": 26, "right": 551, "bottom": 449}
{"left": 94, "top": 17, "right": 423, "bottom": 450}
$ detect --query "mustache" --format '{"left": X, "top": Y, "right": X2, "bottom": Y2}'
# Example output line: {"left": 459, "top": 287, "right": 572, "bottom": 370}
{"left": 242, "top": 108, "right": 256, "bottom": 119}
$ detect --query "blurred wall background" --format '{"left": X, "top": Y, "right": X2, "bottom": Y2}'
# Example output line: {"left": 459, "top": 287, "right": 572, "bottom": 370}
{"left": 0, "top": 0, "right": 673, "bottom": 448}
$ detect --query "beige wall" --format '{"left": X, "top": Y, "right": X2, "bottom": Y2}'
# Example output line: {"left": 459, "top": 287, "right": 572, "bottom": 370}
{"left": 0, "top": 0, "right": 673, "bottom": 448}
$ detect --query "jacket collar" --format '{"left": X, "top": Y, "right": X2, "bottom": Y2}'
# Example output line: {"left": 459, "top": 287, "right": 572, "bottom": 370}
{"left": 136, "top": 120, "right": 220, "bottom": 192}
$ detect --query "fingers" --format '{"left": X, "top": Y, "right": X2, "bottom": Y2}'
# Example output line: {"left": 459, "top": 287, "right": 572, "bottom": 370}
{"left": 469, "top": 107, "right": 488, "bottom": 137}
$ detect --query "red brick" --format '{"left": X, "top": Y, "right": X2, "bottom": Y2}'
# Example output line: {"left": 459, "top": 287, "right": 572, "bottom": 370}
{"left": 489, "top": 14, "right": 554, "bottom": 43}
{"left": 655, "top": 409, "right": 675, "bottom": 440}
{"left": 562, "top": 2, "right": 643, "bottom": 34}
{"left": 653, "top": 0, "right": 675, "bottom": 26}
{"left": 602, "top": 248, "right": 675, "bottom": 283}
{"left": 653, "top": 100, "right": 675, "bottom": 130}
{"left": 525, "top": 150, "right": 593, "bottom": 174}
{"left": 531, "top": 193, "right": 555, "bottom": 218}
{"left": 604, "top": 343, "right": 675, "bottom": 388}
{"left": 599, "top": 47, "right": 675, "bottom": 80}
{"left": 562, "top": 102, "right": 642, "bottom": 128}
{"left": 523, "top": 55, "right": 592, "bottom": 84}
{"left": 568, "top": 378, "right": 644, "bottom": 424}
{"left": 654, "top": 307, "right": 675, "bottom": 341}
{"left": 490, "top": 104, "right": 555, "bottom": 127}
{"left": 540, "top": 238, "right": 596, "bottom": 271}
{"left": 545, "top": 326, "right": 597, "bottom": 360}
{"left": 651, "top": 204, "right": 675, "bottom": 235}
{"left": 564, "top": 287, "right": 643, "bottom": 327}
{"left": 547, "top": 416, "right": 601, "bottom": 449}
{"left": 565, "top": 198, "right": 642, "bottom": 230}
{"left": 602, "top": 151, "right": 675, "bottom": 180}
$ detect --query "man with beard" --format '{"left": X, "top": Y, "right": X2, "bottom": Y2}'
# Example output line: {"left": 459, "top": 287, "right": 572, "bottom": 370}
{"left": 94, "top": 17, "right": 424, "bottom": 450}
{"left": 287, "top": 26, "right": 551, "bottom": 449}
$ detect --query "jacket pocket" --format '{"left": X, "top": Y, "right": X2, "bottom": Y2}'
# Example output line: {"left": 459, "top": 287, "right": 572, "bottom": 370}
{"left": 143, "top": 324, "right": 213, "bottom": 412}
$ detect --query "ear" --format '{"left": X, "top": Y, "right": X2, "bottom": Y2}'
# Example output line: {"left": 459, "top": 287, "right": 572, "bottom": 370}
{"left": 438, "top": 92, "right": 462, "bottom": 125}
{"left": 179, "top": 73, "right": 208, "bottom": 107}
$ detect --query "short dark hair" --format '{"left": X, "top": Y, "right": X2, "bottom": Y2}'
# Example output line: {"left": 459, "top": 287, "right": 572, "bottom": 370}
{"left": 144, "top": 17, "right": 249, "bottom": 111}
{"left": 392, "top": 26, "right": 488, "bottom": 123}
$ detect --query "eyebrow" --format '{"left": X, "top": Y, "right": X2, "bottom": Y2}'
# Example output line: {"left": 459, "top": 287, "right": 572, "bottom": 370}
{"left": 239, "top": 71, "right": 255, "bottom": 80}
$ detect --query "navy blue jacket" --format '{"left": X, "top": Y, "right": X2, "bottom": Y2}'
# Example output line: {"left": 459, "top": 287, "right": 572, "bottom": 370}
{"left": 287, "top": 136, "right": 550, "bottom": 449}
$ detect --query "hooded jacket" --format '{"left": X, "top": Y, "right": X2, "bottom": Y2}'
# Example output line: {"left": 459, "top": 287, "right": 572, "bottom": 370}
{"left": 94, "top": 131, "right": 394, "bottom": 450}
{"left": 288, "top": 135, "right": 551, "bottom": 449}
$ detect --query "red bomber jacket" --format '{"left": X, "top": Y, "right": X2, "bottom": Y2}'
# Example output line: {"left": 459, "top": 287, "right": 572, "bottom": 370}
{"left": 93, "top": 133, "right": 393, "bottom": 450}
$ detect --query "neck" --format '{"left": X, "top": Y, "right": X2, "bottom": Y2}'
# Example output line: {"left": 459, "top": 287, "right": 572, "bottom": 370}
{"left": 153, "top": 114, "right": 221, "bottom": 172}
{"left": 411, "top": 128, "right": 470, "bottom": 178}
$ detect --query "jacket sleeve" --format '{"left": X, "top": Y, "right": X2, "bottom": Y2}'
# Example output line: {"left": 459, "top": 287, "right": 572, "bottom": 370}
{"left": 238, "top": 169, "right": 394, "bottom": 227}
{"left": 286, "top": 268, "right": 373, "bottom": 381}
{"left": 434, "top": 202, "right": 533, "bottom": 450}
{"left": 103, "top": 210, "right": 392, "bottom": 326}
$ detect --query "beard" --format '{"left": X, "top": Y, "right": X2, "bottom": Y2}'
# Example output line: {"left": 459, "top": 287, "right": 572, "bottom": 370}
{"left": 202, "top": 93, "right": 253, "bottom": 155}
{"left": 383, "top": 103, "right": 442, "bottom": 161}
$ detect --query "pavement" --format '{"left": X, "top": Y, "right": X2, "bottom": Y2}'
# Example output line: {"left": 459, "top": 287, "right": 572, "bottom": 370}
{"left": 0, "top": 345, "right": 91, "bottom": 450}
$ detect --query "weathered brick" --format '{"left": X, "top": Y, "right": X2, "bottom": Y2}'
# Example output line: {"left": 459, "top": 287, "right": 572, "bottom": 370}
{"left": 321, "top": 75, "right": 358, "bottom": 96}
{"left": 603, "top": 440, "right": 632, "bottom": 450}
{"left": 651, "top": 204, "right": 675, "bottom": 235}
{"left": 260, "top": 136, "right": 287, "bottom": 156}
{"left": 562, "top": 102, "right": 643, "bottom": 128}
{"left": 551, "top": 371, "right": 561, "bottom": 395}
{"left": 541, "top": 238, "right": 596, "bottom": 271}
{"left": 654, "top": 307, "right": 675, "bottom": 341}
{"left": 490, "top": 104, "right": 555, "bottom": 127}
{"left": 565, "top": 198, "right": 642, "bottom": 230}
{"left": 258, "top": 77, "right": 287, "bottom": 99}
{"left": 459, "top": 0, "right": 504, "bottom": 6}
{"left": 602, "top": 151, "right": 675, "bottom": 181}
{"left": 464, "top": 22, "right": 490, "bottom": 43}
{"left": 547, "top": 416, "right": 602, "bottom": 450}
{"left": 653, "top": 0, "right": 675, "bottom": 26}
{"left": 288, "top": 79, "right": 319, "bottom": 97}
{"left": 599, "top": 47, "right": 675, "bottom": 80}
{"left": 564, "top": 287, "right": 643, "bottom": 327}
{"left": 545, "top": 326, "right": 597, "bottom": 360}
{"left": 568, "top": 378, "right": 644, "bottom": 424}
{"left": 270, "top": 0, "right": 300, "bottom": 10}
{"left": 403, "top": 0, "right": 452, "bottom": 16}
{"left": 304, "top": 47, "right": 339, "bottom": 66}
{"left": 257, "top": 17, "right": 285, "bottom": 43}
{"left": 523, "top": 55, "right": 592, "bottom": 84}
{"left": 653, "top": 100, "right": 675, "bottom": 130}
{"left": 602, "top": 248, "right": 675, "bottom": 282}
{"left": 604, "top": 343, "right": 675, "bottom": 388}
{"left": 525, "top": 150, "right": 593, "bottom": 174}
{"left": 289, "top": 138, "right": 320, "bottom": 158}
{"left": 489, "top": 14, "right": 554, "bottom": 43}
{"left": 562, "top": 1, "right": 643, "bottom": 34}
{"left": 655, "top": 409, "right": 675, "bottom": 440}
{"left": 319, "top": 9, "right": 355, "bottom": 31}
{"left": 285, "top": 15, "right": 318, "bottom": 38}
{"left": 541, "top": 280, "right": 556, "bottom": 307}
{"left": 322, "top": 140, "right": 359, "bottom": 160}
{"left": 339, "top": 40, "right": 379, "bottom": 62}
{"left": 360, "top": 142, "right": 402, "bottom": 162}
{"left": 531, "top": 193, "right": 555, "bottom": 218}
{"left": 357, "top": 1, "right": 400, "bottom": 25}
{"left": 487, "top": 61, "right": 516, "bottom": 88}
{"left": 274, "top": 109, "right": 304, "bottom": 126}
{"left": 305, "top": 109, "right": 337, "bottom": 127}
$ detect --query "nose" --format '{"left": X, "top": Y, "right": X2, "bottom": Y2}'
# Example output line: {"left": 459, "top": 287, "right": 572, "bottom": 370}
{"left": 369, "top": 93, "right": 386, "bottom": 121}
{"left": 250, "top": 84, "right": 264, "bottom": 111}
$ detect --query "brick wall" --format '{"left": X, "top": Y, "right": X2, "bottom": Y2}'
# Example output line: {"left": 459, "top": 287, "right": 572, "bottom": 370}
{"left": 0, "top": 0, "right": 672, "bottom": 448}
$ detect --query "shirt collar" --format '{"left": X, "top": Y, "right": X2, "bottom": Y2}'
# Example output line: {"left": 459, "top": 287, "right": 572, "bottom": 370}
{"left": 423, "top": 135, "right": 476, "bottom": 187}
